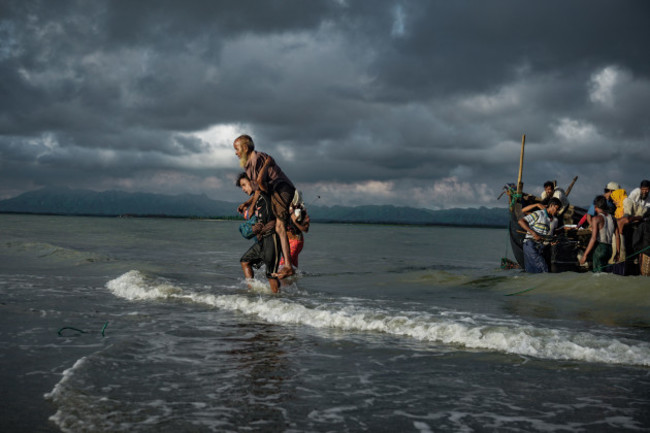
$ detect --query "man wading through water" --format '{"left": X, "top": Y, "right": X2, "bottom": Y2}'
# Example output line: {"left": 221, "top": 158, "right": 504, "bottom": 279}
{"left": 518, "top": 197, "right": 562, "bottom": 273}
{"left": 234, "top": 134, "right": 296, "bottom": 279}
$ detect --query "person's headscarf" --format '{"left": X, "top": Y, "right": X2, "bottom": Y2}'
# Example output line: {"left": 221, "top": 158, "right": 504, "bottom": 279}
{"left": 611, "top": 189, "right": 627, "bottom": 219}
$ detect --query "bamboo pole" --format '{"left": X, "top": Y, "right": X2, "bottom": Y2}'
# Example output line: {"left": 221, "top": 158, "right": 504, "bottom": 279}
{"left": 516, "top": 134, "right": 526, "bottom": 195}
{"left": 565, "top": 176, "right": 579, "bottom": 196}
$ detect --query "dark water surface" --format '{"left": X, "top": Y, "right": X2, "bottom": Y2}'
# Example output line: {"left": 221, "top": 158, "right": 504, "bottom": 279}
{"left": 1, "top": 214, "right": 649, "bottom": 432}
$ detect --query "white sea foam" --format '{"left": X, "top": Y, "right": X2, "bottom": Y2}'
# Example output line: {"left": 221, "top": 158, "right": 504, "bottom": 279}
{"left": 105, "top": 270, "right": 184, "bottom": 300}
{"left": 44, "top": 357, "right": 89, "bottom": 433}
{"left": 106, "top": 270, "right": 650, "bottom": 366}
{"left": 44, "top": 357, "right": 87, "bottom": 400}
{"left": 413, "top": 421, "right": 434, "bottom": 433}
{"left": 45, "top": 354, "right": 186, "bottom": 433}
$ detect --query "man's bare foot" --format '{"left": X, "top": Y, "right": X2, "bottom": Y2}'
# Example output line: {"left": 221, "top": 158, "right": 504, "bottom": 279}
{"left": 273, "top": 266, "right": 295, "bottom": 279}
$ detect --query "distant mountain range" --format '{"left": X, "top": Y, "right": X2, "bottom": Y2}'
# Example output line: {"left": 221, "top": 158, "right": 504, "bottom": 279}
{"left": 0, "top": 187, "right": 509, "bottom": 227}
{"left": 0, "top": 187, "right": 235, "bottom": 218}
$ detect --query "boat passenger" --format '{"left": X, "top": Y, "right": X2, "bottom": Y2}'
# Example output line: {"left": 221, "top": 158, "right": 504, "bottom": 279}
{"left": 611, "top": 188, "right": 628, "bottom": 220}
{"left": 578, "top": 181, "right": 618, "bottom": 228}
{"left": 624, "top": 179, "right": 650, "bottom": 217}
{"left": 614, "top": 182, "right": 648, "bottom": 263}
{"left": 540, "top": 180, "right": 570, "bottom": 213}
{"left": 579, "top": 195, "right": 620, "bottom": 272}
{"left": 518, "top": 197, "right": 562, "bottom": 273}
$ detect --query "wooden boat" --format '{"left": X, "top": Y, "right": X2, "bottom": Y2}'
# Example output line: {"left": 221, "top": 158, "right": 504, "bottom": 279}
{"left": 502, "top": 135, "right": 650, "bottom": 275}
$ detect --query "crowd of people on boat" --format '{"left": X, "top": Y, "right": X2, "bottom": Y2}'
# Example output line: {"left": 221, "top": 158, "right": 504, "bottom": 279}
{"left": 518, "top": 179, "right": 650, "bottom": 275}
{"left": 229, "top": 135, "right": 650, "bottom": 286}
{"left": 233, "top": 135, "right": 310, "bottom": 293}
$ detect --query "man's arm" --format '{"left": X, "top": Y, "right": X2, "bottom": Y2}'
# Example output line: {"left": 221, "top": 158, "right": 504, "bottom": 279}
{"left": 614, "top": 224, "right": 621, "bottom": 261}
{"left": 522, "top": 203, "right": 545, "bottom": 214}
{"left": 256, "top": 155, "right": 275, "bottom": 192}
{"left": 518, "top": 217, "right": 542, "bottom": 242}
{"left": 238, "top": 195, "right": 255, "bottom": 214}
{"left": 291, "top": 213, "right": 310, "bottom": 233}
{"left": 245, "top": 190, "right": 261, "bottom": 217}
{"left": 617, "top": 216, "right": 628, "bottom": 235}
{"left": 580, "top": 215, "right": 601, "bottom": 265}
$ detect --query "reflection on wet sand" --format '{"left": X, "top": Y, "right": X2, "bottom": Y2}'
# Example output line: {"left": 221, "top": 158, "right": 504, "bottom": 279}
{"left": 224, "top": 322, "right": 298, "bottom": 429}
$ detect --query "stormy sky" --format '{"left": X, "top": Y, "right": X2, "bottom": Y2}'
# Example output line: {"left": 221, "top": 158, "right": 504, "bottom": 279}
{"left": 1, "top": 0, "right": 649, "bottom": 209}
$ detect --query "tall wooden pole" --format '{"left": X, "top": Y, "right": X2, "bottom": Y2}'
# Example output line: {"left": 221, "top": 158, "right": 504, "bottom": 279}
{"left": 565, "top": 176, "right": 579, "bottom": 196}
{"left": 516, "top": 134, "right": 526, "bottom": 195}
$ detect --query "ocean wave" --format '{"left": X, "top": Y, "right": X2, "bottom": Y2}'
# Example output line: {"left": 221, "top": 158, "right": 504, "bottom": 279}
{"left": 44, "top": 357, "right": 89, "bottom": 433}
{"left": 106, "top": 270, "right": 650, "bottom": 367}
{"left": 45, "top": 355, "right": 183, "bottom": 433}
{"left": 2, "top": 240, "right": 112, "bottom": 264}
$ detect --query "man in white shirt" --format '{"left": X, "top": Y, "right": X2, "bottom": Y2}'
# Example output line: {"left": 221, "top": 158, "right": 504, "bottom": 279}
{"left": 624, "top": 179, "right": 650, "bottom": 217}
{"left": 540, "top": 180, "right": 571, "bottom": 224}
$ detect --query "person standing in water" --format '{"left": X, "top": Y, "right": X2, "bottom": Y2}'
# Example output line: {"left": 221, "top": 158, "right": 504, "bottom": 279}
{"left": 518, "top": 197, "right": 562, "bottom": 273}
{"left": 279, "top": 191, "right": 311, "bottom": 269}
{"left": 579, "top": 195, "right": 620, "bottom": 272}
{"left": 236, "top": 173, "right": 281, "bottom": 293}
{"left": 234, "top": 135, "right": 296, "bottom": 279}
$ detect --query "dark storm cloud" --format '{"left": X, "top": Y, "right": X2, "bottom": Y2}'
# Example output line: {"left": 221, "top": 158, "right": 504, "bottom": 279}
{"left": 369, "top": 1, "right": 650, "bottom": 98}
{"left": 1, "top": 0, "right": 649, "bottom": 207}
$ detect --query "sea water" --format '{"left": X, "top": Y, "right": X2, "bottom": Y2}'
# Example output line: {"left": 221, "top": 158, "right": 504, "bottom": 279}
{"left": 1, "top": 214, "right": 648, "bottom": 432}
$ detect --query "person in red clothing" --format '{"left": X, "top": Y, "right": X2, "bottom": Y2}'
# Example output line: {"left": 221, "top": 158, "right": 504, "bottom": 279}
{"left": 279, "top": 193, "right": 310, "bottom": 269}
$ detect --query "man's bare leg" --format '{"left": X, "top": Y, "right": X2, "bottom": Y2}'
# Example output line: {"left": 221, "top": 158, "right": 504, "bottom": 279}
{"left": 269, "top": 278, "right": 279, "bottom": 294}
{"left": 240, "top": 262, "right": 254, "bottom": 288}
{"left": 274, "top": 219, "right": 294, "bottom": 278}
